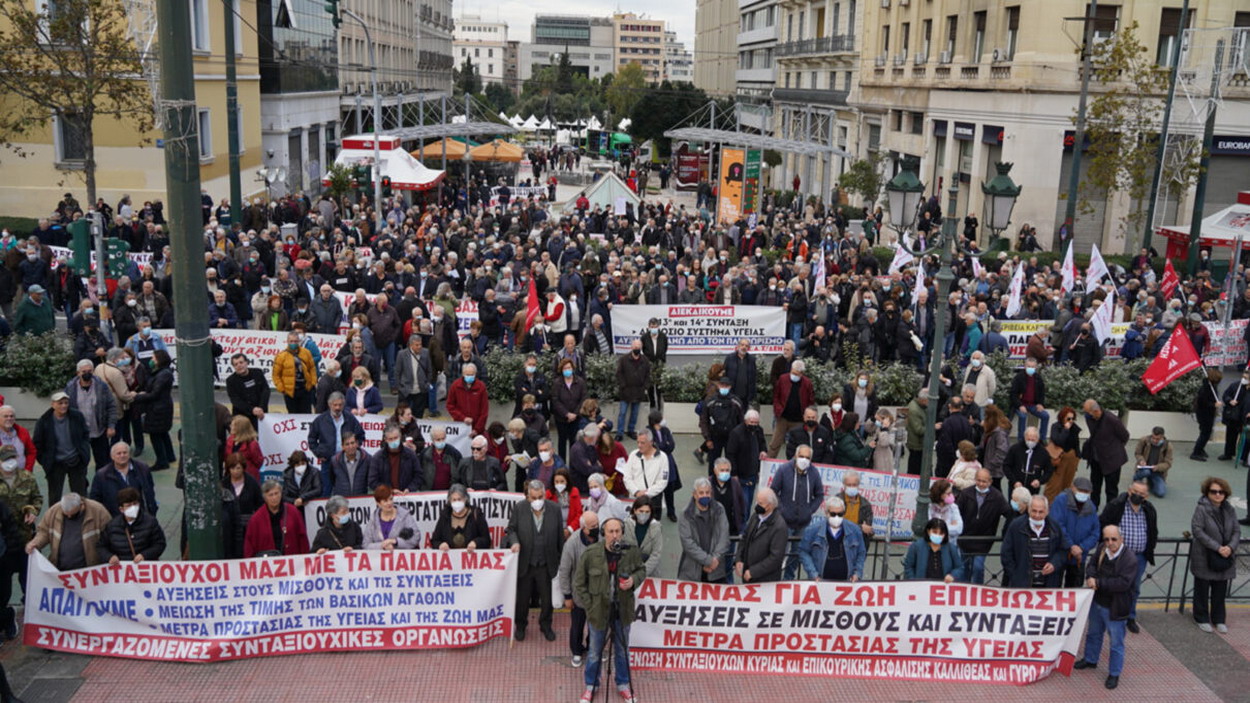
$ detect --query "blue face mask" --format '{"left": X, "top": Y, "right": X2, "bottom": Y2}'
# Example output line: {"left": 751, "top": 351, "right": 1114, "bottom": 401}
{"left": 928, "top": 533, "right": 944, "bottom": 545}
{"left": 335, "top": 514, "right": 350, "bottom": 526}
{"left": 790, "top": 374, "right": 800, "bottom": 383}
{"left": 386, "top": 440, "right": 401, "bottom": 450}
{"left": 696, "top": 496, "right": 711, "bottom": 507}
{"left": 718, "top": 387, "right": 729, "bottom": 396}
{"left": 434, "top": 440, "right": 446, "bottom": 450}
{"left": 525, "top": 365, "right": 537, "bottom": 374}
{"left": 563, "top": 369, "right": 573, "bottom": 378}
{"left": 117, "top": 358, "right": 131, "bottom": 367}
{"left": 464, "top": 375, "right": 475, "bottom": 385}
{"left": 1025, "top": 367, "right": 1036, "bottom": 376}
{"left": 717, "top": 472, "right": 731, "bottom": 483}
{"left": 858, "top": 378, "right": 868, "bottom": 388}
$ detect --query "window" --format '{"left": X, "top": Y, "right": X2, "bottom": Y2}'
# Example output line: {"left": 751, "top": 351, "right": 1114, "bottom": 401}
{"left": 829, "top": 70, "right": 836, "bottom": 88}
{"left": 1156, "top": 7, "right": 1187, "bottom": 67}
{"left": 197, "top": 108, "right": 212, "bottom": 161}
{"left": 972, "top": 11, "right": 986, "bottom": 61}
{"left": 1006, "top": 6, "right": 1019, "bottom": 60}
{"left": 190, "top": 0, "right": 209, "bottom": 51}
{"left": 488, "top": 48, "right": 493, "bottom": 58}
{"left": 488, "top": 64, "right": 494, "bottom": 74}
{"left": 832, "top": 2, "right": 840, "bottom": 35}
{"left": 848, "top": 0, "right": 856, "bottom": 38}
{"left": 901, "top": 22, "right": 910, "bottom": 56}
{"left": 55, "top": 111, "right": 87, "bottom": 163}
{"left": 474, "top": 48, "right": 479, "bottom": 57}
{"left": 798, "top": 11, "right": 804, "bottom": 40}
{"left": 881, "top": 25, "right": 890, "bottom": 55}
{"left": 766, "top": 6, "right": 775, "bottom": 26}
{"left": 785, "top": 72, "right": 791, "bottom": 88}
{"left": 893, "top": 110, "right": 903, "bottom": 131}
{"left": 922, "top": 19, "right": 932, "bottom": 58}
{"left": 787, "top": 14, "right": 793, "bottom": 41}
{"left": 868, "top": 124, "right": 881, "bottom": 152}
{"left": 1091, "top": 4, "right": 1119, "bottom": 42}
{"left": 1234, "top": 13, "right": 1250, "bottom": 69}
{"left": 910, "top": 111, "right": 924, "bottom": 135}
{"left": 815, "top": 8, "right": 825, "bottom": 38}
{"left": 843, "top": 71, "right": 851, "bottom": 91}
{"left": 945, "top": 15, "right": 957, "bottom": 58}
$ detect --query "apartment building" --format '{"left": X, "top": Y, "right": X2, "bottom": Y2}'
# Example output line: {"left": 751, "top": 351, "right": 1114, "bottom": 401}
{"left": 614, "top": 12, "right": 667, "bottom": 83}
{"left": 663, "top": 31, "right": 695, "bottom": 82}
{"left": 695, "top": 0, "right": 740, "bottom": 94}
{"left": 454, "top": 16, "right": 510, "bottom": 88}
{"left": 520, "top": 15, "right": 617, "bottom": 81}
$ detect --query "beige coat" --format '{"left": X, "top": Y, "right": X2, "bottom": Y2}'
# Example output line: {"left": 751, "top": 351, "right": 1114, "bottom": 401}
{"left": 94, "top": 361, "right": 136, "bottom": 409}
{"left": 30, "top": 498, "right": 113, "bottom": 568}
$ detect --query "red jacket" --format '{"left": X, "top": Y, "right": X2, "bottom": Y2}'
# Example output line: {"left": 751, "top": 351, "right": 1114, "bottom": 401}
{"left": 446, "top": 377, "right": 489, "bottom": 436}
{"left": 772, "top": 374, "right": 815, "bottom": 419}
{"left": 226, "top": 437, "right": 264, "bottom": 481}
{"left": 546, "top": 486, "right": 582, "bottom": 533}
{"left": 2, "top": 424, "right": 37, "bottom": 472}
{"left": 242, "top": 503, "right": 309, "bottom": 557}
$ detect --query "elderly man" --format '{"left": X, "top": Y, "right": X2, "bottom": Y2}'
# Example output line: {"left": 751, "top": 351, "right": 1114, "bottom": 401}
{"left": 771, "top": 443, "right": 823, "bottom": 579}
{"left": 314, "top": 359, "right": 346, "bottom": 414}
{"left": 837, "top": 469, "right": 875, "bottom": 539}
{"left": 770, "top": 359, "right": 814, "bottom": 457}
{"left": 735, "top": 487, "right": 788, "bottom": 583}
{"left": 0, "top": 407, "right": 36, "bottom": 474}
{"left": 614, "top": 340, "right": 651, "bottom": 441}
{"left": 13, "top": 283, "right": 54, "bottom": 335}
{"left": 89, "top": 442, "right": 157, "bottom": 518}
{"left": 327, "top": 432, "right": 370, "bottom": 498}
{"left": 33, "top": 392, "right": 91, "bottom": 507}
{"left": 1132, "top": 426, "right": 1172, "bottom": 499}
{"left": 574, "top": 515, "right": 645, "bottom": 703}
{"left": 785, "top": 405, "right": 835, "bottom": 463}
{"left": 367, "top": 426, "right": 423, "bottom": 492}
{"left": 558, "top": 510, "right": 600, "bottom": 667}
{"left": 798, "top": 497, "right": 866, "bottom": 582}
{"left": 396, "top": 334, "right": 432, "bottom": 419}
{"left": 505, "top": 480, "right": 565, "bottom": 642}
{"left": 307, "top": 392, "right": 365, "bottom": 496}
{"left": 677, "top": 477, "right": 730, "bottom": 583}
{"left": 623, "top": 430, "right": 668, "bottom": 517}
{"left": 961, "top": 351, "right": 997, "bottom": 408}
{"left": 64, "top": 359, "right": 118, "bottom": 471}
{"left": 1009, "top": 357, "right": 1049, "bottom": 442}
{"left": 526, "top": 437, "right": 565, "bottom": 489}
{"left": 27, "top": 493, "right": 111, "bottom": 571}
{"left": 208, "top": 289, "right": 239, "bottom": 329}
{"left": 1099, "top": 479, "right": 1157, "bottom": 634}
{"left": 1001, "top": 495, "right": 1067, "bottom": 588}
{"left": 446, "top": 363, "right": 489, "bottom": 437}
{"left": 1073, "top": 525, "right": 1138, "bottom": 690}
{"left": 420, "top": 427, "right": 463, "bottom": 491}
{"left": 567, "top": 424, "right": 603, "bottom": 494}
{"left": 1004, "top": 426, "right": 1053, "bottom": 495}
{"left": 1082, "top": 399, "right": 1130, "bottom": 506}
{"left": 725, "top": 409, "right": 767, "bottom": 509}
{"left": 956, "top": 468, "right": 1009, "bottom": 584}
{"left": 455, "top": 436, "right": 506, "bottom": 491}
{"left": 273, "top": 330, "right": 316, "bottom": 413}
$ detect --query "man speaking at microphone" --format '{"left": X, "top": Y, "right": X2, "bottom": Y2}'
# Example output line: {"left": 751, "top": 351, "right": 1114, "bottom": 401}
{"left": 574, "top": 516, "right": 647, "bottom": 703}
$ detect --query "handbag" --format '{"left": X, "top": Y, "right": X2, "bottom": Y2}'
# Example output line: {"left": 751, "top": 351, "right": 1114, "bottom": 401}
{"left": 1207, "top": 516, "right": 1235, "bottom": 572}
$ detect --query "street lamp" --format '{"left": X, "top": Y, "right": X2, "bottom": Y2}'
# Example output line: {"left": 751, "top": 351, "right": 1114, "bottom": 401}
{"left": 981, "top": 162, "right": 1023, "bottom": 249}
{"left": 884, "top": 156, "right": 926, "bottom": 237}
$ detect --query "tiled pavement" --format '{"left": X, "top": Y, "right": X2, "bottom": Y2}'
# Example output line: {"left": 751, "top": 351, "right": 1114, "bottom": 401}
{"left": 1, "top": 607, "right": 1242, "bottom": 702}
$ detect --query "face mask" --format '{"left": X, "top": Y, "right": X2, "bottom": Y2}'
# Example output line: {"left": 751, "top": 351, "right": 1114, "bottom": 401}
{"left": 335, "top": 513, "right": 350, "bottom": 526}
{"left": 464, "top": 375, "right": 475, "bottom": 385}
{"left": 769, "top": 284, "right": 776, "bottom": 291}
{"left": 858, "top": 378, "right": 868, "bottom": 388}
{"left": 1025, "top": 440, "right": 1039, "bottom": 450}
{"left": 828, "top": 515, "right": 844, "bottom": 529}
{"left": 586, "top": 527, "right": 600, "bottom": 540}
{"left": 790, "top": 374, "right": 800, "bottom": 383}
{"left": 554, "top": 482, "right": 567, "bottom": 493}
{"left": 119, "top": 505, "right": 140, "bottom": 520}
{"left": 563, "top": 369, "right": 573, "bottom": 378}
{"left": 353, "top": 378, "right": 365, "bottom": 387}
{"left": 293, "top": 463, "right": 306, "bottom": 474}
{"left": 943, "top": 494, "right": 955, "bottom": 505}
{"left": 0, "top": 460, "right": 16, "bottom": 473}
{"left": 754, "top": 504, "right": 766, "bottom": 515}
{"left": 795, "top": 457, "right": 811, "bottom": 471}
{"left": 352, "top": 322, "right": 362, "bottom": 330}
{"left": 432, "top": 440, "right": 445, "bottom": 451}
{"left": 718, "top": 387, "right": 729, "bottom": 396}
{"left": 450, "top": 500, "right": 467, "bottom": 513}
{"left": 139, "top": 326, "right": 150, "bottom": 337}
{"left": 530, "top": 498, "right": 545, "bottom": 512}
{"left": 1025, "top": 367, "right": 1036, "bottom": 376}
{"left": 589, "top": 487, "right": 603, "bottom": 499}
{"left": 975, "top": 485, "right": 989, "bottom": 495}
{"left": 525, "top": 365, "right": 537, "bottom": 374}
{"left": 117, "top": 358, "right": 131, "bottom": 367}
{"left": 832, "top": 402, "right": 842, "bottom": 412}
{"left": 1074, "top": 491, "right": 1090, "bottom": 504}
{"left": 971, "top": 359, "right": 982, "bottom": 368}
{"left": 715, "top": 470, "right": 732, "bottom": 483}
{"left": 1128, "top": 493, "right": 1145, "bottom": 506}
{"left": 844, "top": 487, "right": 859, "bottom": 498}
{"left": 631, "top": 349, "right": 641, "bottom": 357}
{"left": 695, "top": 496, "right": 711, "bottom": 508}
{"left": 1028, "top": 517, "right": 1045, "bottom": 529}
{"left": 1153, "top": 438, "right": 1164, "bottom": 446}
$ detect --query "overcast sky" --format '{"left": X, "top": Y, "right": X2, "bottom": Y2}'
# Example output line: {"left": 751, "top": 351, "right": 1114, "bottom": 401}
{"left": 457, "top": 0, "right": 696, "bottom": 52}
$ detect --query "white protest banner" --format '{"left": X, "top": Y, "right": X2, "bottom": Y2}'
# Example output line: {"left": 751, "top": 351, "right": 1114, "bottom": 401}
{"left": 1201, "top": 318, "right": 1248, "bottom": 367}
{"left": 335, "top": 291, "right": 477, "bottom": 339}
{"left": 629, "top": 580, "right": 1093, "bottom": 685}
{"left": 759, "top": 458, "right": 918, "bottom": 540}
{"left": 302, "top": 490, "right": 521, "bottom": 548}
{"left": 24, "top": 549, "right": 516, "bottom": 662}
{"left": 257, "top": 413, "right": 473, "bottom": 476}
{"left": 611, "top": 305, "right": 786, "bottom": 355}
{"left": 48, "top": 245, "right": 153, "bottom": 272}
{"left": 156, "top": 329, "right": 347, "bottom": 387}
{"left": 993, "top": 320, "right": 1130, "bottom": 361}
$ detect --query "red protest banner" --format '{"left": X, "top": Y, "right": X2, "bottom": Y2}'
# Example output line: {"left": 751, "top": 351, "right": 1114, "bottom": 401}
{"left": 1143, "top": 324, "right": 1201, "bottom": 394}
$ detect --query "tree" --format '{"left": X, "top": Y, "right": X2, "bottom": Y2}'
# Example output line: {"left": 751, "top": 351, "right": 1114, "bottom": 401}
{"left": 324, "top": 162, "right": 354, "bottom": 202}
{"left": 0, "top": 0, "right": 153, "bottom": 210}
{"left": 628, "top": 81, "right": 708, "bottom": 155}
{"left": 555, "top": 49, "right": 575, "bottom": 96}
{"left": 838, "top": 153, "right": 887, "bottom": 207}
{"left": 455, "top": 57, "right": 481, "bottom": 97}
{"left": 605, "top": 63, "right": 646, "bottom": 122}
{"left": 1078, "top": 20, "right": 1200, "bottom": 240}
{"left": 484, "top": 82, "right": 515, "bottom": 115}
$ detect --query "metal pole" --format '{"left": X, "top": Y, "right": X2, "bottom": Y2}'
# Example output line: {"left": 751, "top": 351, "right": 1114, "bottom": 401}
{"left": 224, "top": 0, "right": 242, "bottom": 225}
{"left": 441, "top": 96, "right": 448, "bottom": 174}
{"left": 91, "top": 212, "right": 106, "bottom": 303}
{"left": 1187, "top": 40, "right": 1224, "bottom": 277}
{"left": 342, "top": 10, "right": 384, "bottom": 235}
{"left": 418, "top": 94, "right": 425, "bottom": 161}
{"left": 1063, "top": 0, "right": 1097, "bottom": 250}
{"left": 1142, "top": 0, "right": 1187, "bottom": 253}
{"left": 155, "top": 0, "right": 220, "bottom": 558}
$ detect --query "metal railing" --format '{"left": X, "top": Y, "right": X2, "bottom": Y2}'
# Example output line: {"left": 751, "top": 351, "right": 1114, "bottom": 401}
{"left": 729, "top": 535, "right": 1248, "bottom": 611}
{"left": 775, "top": 34, "right": 856, "bottom": 58}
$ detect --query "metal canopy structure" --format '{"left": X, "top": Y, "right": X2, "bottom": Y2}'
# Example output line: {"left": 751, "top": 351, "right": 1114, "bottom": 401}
{"left": 663, "top": 101, "right": 850, "bottom": 157}
{"left": 390, "top": 94, "right": 517, "bottom": 143}
{"left": 392, "top": 122, "right": 516, "bottom": 140}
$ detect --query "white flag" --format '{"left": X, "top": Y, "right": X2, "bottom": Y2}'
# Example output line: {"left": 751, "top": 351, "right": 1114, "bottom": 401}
{"left": 888, "top": 243, "right": 915, "bottom": 275}
{"left": 1060, "top": 242, "right": 1076, "bottom": 296}
{"left": 1086, "top": 243, "right": 1110, "bottom": 291}
{"left": 1005, "top": 263, "right": 1025, "bottom": 318}
{"left": 1091, "top": 287, "right": 1115, "bottom": 343}
{"left": 814, "top": 253, "right": 826, "bottom": 290}
{"left": 971, "top": 256, "right": 983, "bottom": 279}
{"left": 912, "top": 265, "right": 926, "bottom": 305}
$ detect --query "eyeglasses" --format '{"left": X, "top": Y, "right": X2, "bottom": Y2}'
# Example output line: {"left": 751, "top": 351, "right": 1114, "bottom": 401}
{"left": 830, "top": 512, "right": 845, "bottom": 518}
{"left": 1208, "top": 489, "right": 1227, "bottom": 495}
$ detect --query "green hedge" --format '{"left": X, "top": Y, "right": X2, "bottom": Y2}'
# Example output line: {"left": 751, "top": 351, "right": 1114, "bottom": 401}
{"left": 0, "top": 332, "right": 77, "bottom": 397}
{"left": 0, "top": 217, "right": 37, "bottom": 235}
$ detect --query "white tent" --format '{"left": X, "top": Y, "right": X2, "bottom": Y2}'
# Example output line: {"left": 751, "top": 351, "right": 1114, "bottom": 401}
{"left": 560, "top": 171, "right": 640, "bottom": 215}
{"left": 538, "top": 117, "right": 554, "bottom": 130}
{"left": 586, "top": 115, "right": 602, "bottom": 131}
{"left": 498, "top": 111, "right": 509, "bottom": 120}
{"left": 508, "top": 115, "right": 524, "bottom": 129}
{"left": 451, "top": 114, "right": 467, "bottom": 124}
{"left": 617, "top": 117, "right": 632, "bottom": 131}
{"left": 521, "top": 115, "right": 540, "bottom": 131}
{"left": 1157, "top": 192, "right": 1250, "bottom": 252}
{"left": 326, "top": 135, "right": 445, "bottom": 192}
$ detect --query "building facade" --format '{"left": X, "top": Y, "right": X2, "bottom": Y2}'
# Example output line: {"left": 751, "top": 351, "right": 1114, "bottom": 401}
{"left": 736, "top": 0, "right": 781, "bottom": 133}
{"left": 613, "top": 12, "right": 667, "bottom": 83}
{"left": 857, "top": 0, "right": 1250, "bottom": 252}
{"left": 454, "top": 16, "right": 510, "bottom": 87}
{"left": 520, "top": 15, "right": 617, "bottom": 82}
{"left": 504, "top": 40, "right": 522, "bottom": 93}
{"left": 0, "top": 0, "right": 264, "bottom": 216}
{"left": 695, "top": 0, "right": 739, "bottom": 95}
{"left": 663, "top": 31, "right": 695, "bottom": 82}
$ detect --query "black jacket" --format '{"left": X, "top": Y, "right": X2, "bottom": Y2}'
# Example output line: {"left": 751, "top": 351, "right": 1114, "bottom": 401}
{"left": 735, "top": 510, "right": 788, "bottom": 583}
{"left": 504, "top": 499, "right": 565, "bottom": 580}
{"left": 32, "top": 408, "right": 90, "bottom": 468}
{"left": 134, "top": 366, "right": 175, "bottom": 433}
{"left": 431, "top": 504, "right": 492, "bottom": 550}
{"left": 1099, "top": 493, "right": 1158, "bottom": 564}
{"left": 1003, "top": 442, "right": 1055, "bottom": 492}
{"left": 1008, "top": 370, "right": 1046, "bottom": 409}
{"left": 97, "top": 511, "right": 167, "bottom": 562}
{"left": 724, "top": 422, "right": 766, "bottom": 481}
{"left": 1085, "top": 544, "right": 1139, "bottom": 620}
{"left": 784, "top": 424, "right": 836, "bottom": 463}
{"left": 955, "top": 485, "right": 1009, "bottom": 556}
{"left": 226, "top": 367, "right": 271, "bottom": 419}
{"left": 312, "top": 522, "right": 364, "bottom": 552}
{"left": 1000, "top": 514, "right": 1066, "bottom": 588}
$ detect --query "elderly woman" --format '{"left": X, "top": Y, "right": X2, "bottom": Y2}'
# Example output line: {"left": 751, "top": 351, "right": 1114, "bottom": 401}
{"left": 624, "top": 495, "right": 663, "bottom": 576}
{"left": 432, "top": 484, "right": 491, "bottom": 551}
{"left": 584, "top": 472, "right": 629, "bottom": 525}
{"left": 222, "top": 453, "right": 263, "bottom": 558}
{"left": 347, "top": 366, "right": 383, "bottom": 416}
{"left": 903, "top": 518, "right": 964, "bottom": 582}
{"left": 255, "top": 294, "right": 289, "bottom": 331}
{"left": 362, "top": 485, "right": 422, "bottom": 550}
{"left": 1190, "top": 476, "right": 1241, "bottom": 634}
{"left": 97, "top": 487, "right": 166, "bottom": 564}
{"left": 282, "top": 450, "right": 321, "bottom": 508}
{"left": 312, "top": 495, "right": 363, "bottom": 553}
{"left": 244, "top": 479, "right": 310, "bottom": 557}
{"left": 927, "top": 478, "right": 964, "bottom": 540}
{"left": 547, "top": 467, "right": 582, "bottom": 539}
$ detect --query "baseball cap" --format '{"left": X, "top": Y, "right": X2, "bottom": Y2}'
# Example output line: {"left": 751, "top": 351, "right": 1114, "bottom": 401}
{"left": 50, "top": 391, "right": 69, "bottom": 402}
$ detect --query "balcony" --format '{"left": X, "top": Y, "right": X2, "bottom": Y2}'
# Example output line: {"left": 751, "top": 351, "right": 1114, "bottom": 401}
{"left": 771, "top": 87, "right": 849, "bottom": 107}
{"left": 774, "top": 34, "right": 855, "bottom": 58}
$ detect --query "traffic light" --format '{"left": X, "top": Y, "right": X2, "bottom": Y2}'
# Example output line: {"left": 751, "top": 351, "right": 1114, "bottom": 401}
{"left": 352, "top": 164, "right": 370, "bottom": 190}
{"left": 68, "top": 219, "right": 91, "bottom": 275}
{"left": 106, "top": 238, "right": 130, "bottom": 278}
{"left": 381, "top": 176, "right": 392, "bottom": 197}
{"left": 324, "top": 0, "right": 341, "bottom": 28}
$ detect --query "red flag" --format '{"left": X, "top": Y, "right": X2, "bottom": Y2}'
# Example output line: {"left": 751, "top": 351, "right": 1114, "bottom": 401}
{"left": 1142, "top": 325, "right": 1201, "bottom": 394}
{"left": 524, "top": 278, "right": 542, "bottom": 329}
{"left": 1161, "top": 259, "right": 1180, "bottom": 299}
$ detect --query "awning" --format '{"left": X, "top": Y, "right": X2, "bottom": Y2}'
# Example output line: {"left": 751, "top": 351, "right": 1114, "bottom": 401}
{"left": 470, "top": 139, "right": 524, "bottom": 163}
{"left": 327, "top": 135, "right": 445, "bottom": 192}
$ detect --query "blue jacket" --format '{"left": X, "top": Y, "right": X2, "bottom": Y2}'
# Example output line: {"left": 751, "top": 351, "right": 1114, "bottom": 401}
{"left": 306, "top": 411, "right": 365, "bottom": 464}
{"left": 1051, "top": 490, "right": 1100, "bottom": 566}
{"left": 89, "top": 459, "right": 158, "bottom": 518}
{"left": 770, "top": 461, "right": 824, "bottom": 531}
{"left": 798, "top": 515, "right": 866, "bottom": 580}
{"left": 1001, "top": 514, "right": 1067, "bottom": 587}
{"left": 902, "top": 539, "right": 965, "bottom": 581}
{"left": 366, "top": 446, "right": 424, "bottom": 492}
{"left": 328, "top": 447, "right": 372, "bottom": 497}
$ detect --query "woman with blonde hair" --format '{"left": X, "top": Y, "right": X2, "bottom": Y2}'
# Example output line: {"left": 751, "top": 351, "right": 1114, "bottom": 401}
{"left": 948, "top": 440, "right": 982, "bottom": 491}
{"left": 225, "top": 415, "right": 264, "bottom": 480}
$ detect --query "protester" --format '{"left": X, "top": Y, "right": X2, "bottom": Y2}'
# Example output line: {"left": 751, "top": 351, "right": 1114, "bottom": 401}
{"left": 432, "top": 484, "right": 490, "bottom": 550}
{"left": 1189, "top": 476, "right": 1240, "bottom": 634}
{"left": 312, "top": 495, "right": 363, "bottom": 553}
{"left": 505, "top": 480, "right": 564, "bottom": 642}
{"left": 1073, "top": 525, "right": 1137, "bottom": 690}
{"left": 97, "top": 487, "right": 165, "bottom": 564}
{"left": 903, "top": 518, "right": 964, "bottom": 582}
{"left": 838, "top": 470, "right": 874, "bottom": 540}
{"left": 955, "top": 468, "right": 1008, "bottom": 584}
{"left": 32, "top": 391, "right": 91, "bottom": 507}
{"left": 574, "top": 516, "right": 645, "bottom": 703}
{"left": 798, "top": 497, "right": 866, "bottom": 582}
{"left": 1132, "top": 427, "right": 1172, "bottom": 499}
{"left": 1051, "top": 477, "right": 1100, "bottom": 587}
{"left": 1099, "top": 479, "right": 1157, "bottom": 633}
{"left": 1001, "top": 495, "right": 1065, "bottom": 588}
{"left": 1082, "top": 399, "right": 1130, "bottom": 506}
{"left": 677, "top": 477, "right": 730, "bottom": 583}
{"left": 27, "top": 493, "right": 110, "bottom": 571}
{"left": 221, "top": 453, "right": 263, "bottom": 558}
{"left": 624, "top": 495, "right": 662, "bottom": 576}
{"left": 89, "top": 442, "right": 157, "bottom": 517}
{"left": 735, "top": 487, "right": 787, "bottom": 583}
{"left": 243, "top": 479, "right": 310, "bottom": 557}
{"left": 558, "top": 511, "right": 600, "bottom": 668}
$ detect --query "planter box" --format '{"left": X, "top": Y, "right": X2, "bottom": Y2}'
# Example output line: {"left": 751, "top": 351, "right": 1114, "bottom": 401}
{"left": 1125, "top": 410, "right": 1197, "bottom": 443}
{"left": 0, "top": 387, "right": 50, "bottom": 422}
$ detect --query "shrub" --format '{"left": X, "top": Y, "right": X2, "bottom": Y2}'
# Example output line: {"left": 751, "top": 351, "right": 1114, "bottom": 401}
{"left": 0, "top": 332, "right": 77, "bottom": 397}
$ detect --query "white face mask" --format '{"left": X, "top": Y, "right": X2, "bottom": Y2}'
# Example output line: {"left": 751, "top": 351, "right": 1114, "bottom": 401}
{"left": 123, "top": 505, "right": 140, "bottom": 520}
{"left": 589, "top": 487, "right": 603, "bottom": 499}
{"left": 795, "top": 457, "right": 811, "bottom": 471}
{"left": 832, "top": 403, "right": 842, "bottom": 412}
{"left": 293, "top": 464, "right": 306, "bottom": 476}
{"left": 554, "top": 483, "right": 567, "bottom": 493}
{"left": 539, "top": 450, "right": 552, "bottom": 463}
{"left": 1028, "top": 517, "right": 1045, "bottom": 529}
{"left": 0, "top": 459, "right": 16, "bottom": 473}
{"left": 450, "top": 500, "right": 466, "bottom": 513}
{"left": 1025, "top": 440, "right": 1037, "bottom": 450}
{"left": 844, "top": 487, "right": 859, "bottom": 498}
{"left": 530, "top": 498, "right": 545, "bottom": 512}
{"left": 827, "top": 515, "right": 844, "bottom": 529}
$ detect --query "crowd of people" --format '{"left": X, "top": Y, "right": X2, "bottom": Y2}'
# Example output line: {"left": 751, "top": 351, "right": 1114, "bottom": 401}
{"left": 1, "top": 179, "right": 1247, "bottom": 698}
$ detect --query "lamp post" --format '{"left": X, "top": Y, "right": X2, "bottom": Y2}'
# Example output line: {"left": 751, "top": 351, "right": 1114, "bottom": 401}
{"left": 341, "top": 9, "right": 383, "bottom": 235}
{"left": 886, "top": 157, "right": 961, "bottom": 537}
{"left": 981, "top": 162, "right": 1022, "bottom": 250}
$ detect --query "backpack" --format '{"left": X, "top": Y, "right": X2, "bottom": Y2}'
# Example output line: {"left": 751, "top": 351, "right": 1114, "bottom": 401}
{"left": 706, "top": 396, "right": 740, "bottom": 439}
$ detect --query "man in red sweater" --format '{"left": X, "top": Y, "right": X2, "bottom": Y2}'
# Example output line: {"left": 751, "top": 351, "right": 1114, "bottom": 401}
{"left": 447, "top": 363, "right": 489, "bottom": 437}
